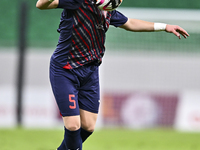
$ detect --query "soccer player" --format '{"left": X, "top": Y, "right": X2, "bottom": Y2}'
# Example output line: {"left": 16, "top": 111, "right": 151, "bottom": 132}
{"left": 36, "top": 0, "right": 189, "bottom": 150}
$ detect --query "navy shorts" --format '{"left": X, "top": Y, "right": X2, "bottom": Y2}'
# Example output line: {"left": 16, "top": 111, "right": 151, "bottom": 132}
{"left": 49, "top": 61, "right": 100, "bottom": 116}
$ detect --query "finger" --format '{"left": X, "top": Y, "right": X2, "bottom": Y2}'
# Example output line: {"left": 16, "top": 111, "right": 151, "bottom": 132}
{"left": 172, "top": 29, "right": 181, "bottom": 39}
{"left": 178, "top": 30, "right": 186, "bottom": 38}
{"left": 180, "top": 32, "right": 190, "bottom": 38}
{"left": 174, "top": 26, "right": 190, "bottom": 39}
{"left": 176, "top": 27, "right": 190, "bottom": 37}
{"left": 182, "top": 33, "right": 188, "bottom": 38}
{"left": 179, "top": 31, "right": 188, "bottom": 39}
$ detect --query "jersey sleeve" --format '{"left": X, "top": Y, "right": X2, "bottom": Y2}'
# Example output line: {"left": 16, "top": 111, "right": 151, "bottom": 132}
{"left": 57, "top": 0, "right": 84, "bottom": 9}
{"left": 110, "top": 10, "right": 128, "bottom": 27}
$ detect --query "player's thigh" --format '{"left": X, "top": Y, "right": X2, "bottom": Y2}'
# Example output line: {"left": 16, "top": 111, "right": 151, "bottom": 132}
{"left": 50, "top": 64, "right": 80, "bottom": 117}
{"left": 80, "top": 109, "right": 98, "bottom": 132}
{"left": 78, "top": 65, "right": 100, "bottom": 114}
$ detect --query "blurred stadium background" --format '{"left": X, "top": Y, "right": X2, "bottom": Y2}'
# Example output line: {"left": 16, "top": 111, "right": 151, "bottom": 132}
{"left": 0, "top": 1, "right": 200, "bottom": 149}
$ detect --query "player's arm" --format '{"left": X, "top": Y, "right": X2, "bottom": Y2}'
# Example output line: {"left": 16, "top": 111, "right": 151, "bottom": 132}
{"left": 120, "top": 18, "right": 189, "bottom": 39}
{"left": 36, "top": 0, "right": 59, "bottom": 10}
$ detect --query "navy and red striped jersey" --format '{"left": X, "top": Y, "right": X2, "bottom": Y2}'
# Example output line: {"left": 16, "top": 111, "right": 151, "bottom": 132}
{"left": 51, "top": 0, "right": 128, "bottom": 69}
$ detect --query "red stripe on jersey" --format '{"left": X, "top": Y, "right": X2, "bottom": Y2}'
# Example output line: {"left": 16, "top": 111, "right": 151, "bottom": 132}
{"left": 74, "top": 12, "right": 99, "bottom": 59}
{"left": 73, "top": 24, "right": 94, "bottom": 61}
{"left": 70, "top": 50, "right": 83, "bottom": 66}
{"left": 79, "top": 7, "right": 102, "bottom": 54}
{"left": 72, "top": 39, "right": 89, "bottom": 61}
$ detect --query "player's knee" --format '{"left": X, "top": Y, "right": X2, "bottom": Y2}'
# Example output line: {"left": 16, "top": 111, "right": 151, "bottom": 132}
{"left": 65, "top": 123, "right": 81, "bottom": 131}
{"left": 86, "top": 127, "right": 95, "bottom": 133}
{"left": 81, "top": 123, "right": 95, "bottom": 132}
{"left": 82, "top": 127, "right": 95, "bottom": 133}
{"left": 63, "top": 116, "right": 81, "bottom": 131}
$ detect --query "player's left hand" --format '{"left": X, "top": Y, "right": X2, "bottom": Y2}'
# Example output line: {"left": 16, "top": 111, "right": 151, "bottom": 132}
{"left": 166, "top": 25, "right": 189, "bottom": 39}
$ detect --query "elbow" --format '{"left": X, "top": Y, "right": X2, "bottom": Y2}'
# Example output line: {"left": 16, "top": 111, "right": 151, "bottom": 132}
{"left": 36, "top": 2, "right": 45, "bottom": 10}
{"left": 36, "top": 3, "right": 41, "bottom": 9}
{"left": 36, "top": 6, "right": 46, "bottom": 10}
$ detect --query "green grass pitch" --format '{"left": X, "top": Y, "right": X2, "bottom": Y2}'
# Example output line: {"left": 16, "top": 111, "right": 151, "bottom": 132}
{"left": 0, "top": 128, "right": 200, "bottom": 150}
